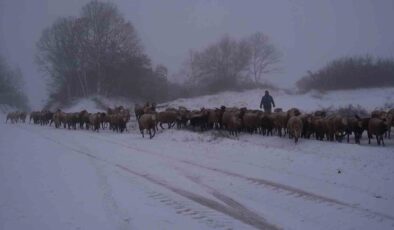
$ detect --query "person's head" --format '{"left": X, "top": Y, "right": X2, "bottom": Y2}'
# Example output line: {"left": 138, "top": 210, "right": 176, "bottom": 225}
{"left": 265, "top": 90, "right": 269, "bottom": 95}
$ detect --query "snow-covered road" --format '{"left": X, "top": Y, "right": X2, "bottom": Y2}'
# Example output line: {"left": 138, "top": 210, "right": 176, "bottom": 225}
{"left": 1, "top": 121, "right": 394, "bottom": 229}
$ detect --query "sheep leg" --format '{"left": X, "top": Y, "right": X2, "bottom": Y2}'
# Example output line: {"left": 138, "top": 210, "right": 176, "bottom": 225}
{"left": 381, "top": 135, "right": 385, "bottom": 146}
{"left": 140, "top": 129, "right": 144, "bottom": 138}
{"left": 354, "top": 132, "right": 360, "bottom": 144}
{"left": 160, "top": 123, "right": 165, "bottom": 129}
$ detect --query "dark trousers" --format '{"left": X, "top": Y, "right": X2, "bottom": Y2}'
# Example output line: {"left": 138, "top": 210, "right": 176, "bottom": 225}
{"left": 263, "top": 107, "right": 272, "bottom": 113}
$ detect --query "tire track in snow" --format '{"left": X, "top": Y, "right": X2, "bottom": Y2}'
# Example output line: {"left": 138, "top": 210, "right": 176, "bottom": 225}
{"left": 16, "top": 126, "right": 133, "bottom": 229}
{"left": 115, "top": 174, "right": 242, "bottom": 230}
{"left": 181, "top": 172, "right": 275, "bottom": 230}
{"left": 179, "top": 160, "right": 394, "bottom": 222}
{"left": 17, "top": 125, "right": 394, "bottom": 224}
{"left": 91, "top": 160, "right": 132, "bottom": 230}
{"left": 116, "top": 164, "right": 279, "bottom": 230}
{"left": 80, "top": 131, "right": 394, "bottom": 223}
{"left": 16, "top": 125, "right": 277, "bottom": 229}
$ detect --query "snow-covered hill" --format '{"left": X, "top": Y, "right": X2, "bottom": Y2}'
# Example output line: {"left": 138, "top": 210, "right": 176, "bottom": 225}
{"left": 163, "top": 87, "right": 394, "bottom": 112}
{"left": 1, "top": 88, "right": 394, "bottom": 230}
{"left": 27, "top": 87, "right": 394, "bottom": 114}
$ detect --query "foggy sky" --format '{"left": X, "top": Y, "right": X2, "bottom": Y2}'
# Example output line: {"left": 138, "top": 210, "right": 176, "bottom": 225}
{"left": 1, "top": 0, "right": 394, "bottom": 109}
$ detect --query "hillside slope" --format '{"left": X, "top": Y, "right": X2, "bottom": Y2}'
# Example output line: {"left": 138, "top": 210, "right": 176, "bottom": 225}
{"left": 163, "top": 87, "right": 394, "bottom": 112}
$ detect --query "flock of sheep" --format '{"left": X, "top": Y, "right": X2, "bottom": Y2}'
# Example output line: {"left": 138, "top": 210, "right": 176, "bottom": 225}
{"left": 5, "top": 103, "right": 394, "bottom": 146}
{"left": 136, "top": 104, "right": 393, "bottom": 145}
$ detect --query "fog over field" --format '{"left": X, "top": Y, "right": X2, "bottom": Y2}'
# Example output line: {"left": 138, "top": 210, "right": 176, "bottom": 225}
{"left": 1, "top": 0, "right": 394, "bottom": 108}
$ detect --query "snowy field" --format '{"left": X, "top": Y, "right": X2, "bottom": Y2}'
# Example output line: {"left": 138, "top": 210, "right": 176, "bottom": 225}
{"left": 163, "top": 87, "right": 394, "bottom": 112}
{"left": 1, "top": 88, "right": 394, "bottom": 230}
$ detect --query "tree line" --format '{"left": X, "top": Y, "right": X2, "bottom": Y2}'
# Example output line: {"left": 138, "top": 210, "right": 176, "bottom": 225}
{"left": 296, "top": 56, "right": 394, "bottom": 92}
{"left": 180, "top": 33, "right": 281, "bottom": 95}
{"left": 36, "top": 1, "right": 169, "bottom": 106}
{"left": 0, "top": 55, "right": 29, "bottom": 110}
{"left": 36, "top": 1, "right": 281, "bottom": 106}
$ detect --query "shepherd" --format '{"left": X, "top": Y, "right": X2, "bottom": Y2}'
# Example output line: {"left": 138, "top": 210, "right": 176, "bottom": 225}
{"left": 260, "top": 90, "right": 275, "bottom": 113}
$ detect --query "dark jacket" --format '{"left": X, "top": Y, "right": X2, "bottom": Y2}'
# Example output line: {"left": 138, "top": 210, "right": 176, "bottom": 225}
{"left": 260, "top": 94, "right": 275, "bottom": 109}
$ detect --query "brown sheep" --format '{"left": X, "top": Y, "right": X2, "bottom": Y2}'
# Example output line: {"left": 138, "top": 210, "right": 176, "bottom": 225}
{"left": 270, "top": 111, "right": 288, "bottom": 137}
{"left": 385, "top": 109, "right": 393, "bottom": 138}
{"left": 324, "top": 115, "right": 348, "bottom": 142}
{"left": 143, "top": 103, "right": 156, "bottom": 114}
{"left": 345, "top": 116, "right": 364, "bottom": 144}
{"left": 99, "top": 113, "right": 109, "bottom": 129}
{"left": 227, "top": 115, "right": 243, "bottom": 136}
{"left": 6, "top": 112, "right": 20, "bottom": 123}
{"left": 189, "top": 108, "right": 209, "bottom": 131}
{"left": 371, "top": 110, "right": 387, "bottom": 119}
{"left": 287, "top": 116, "right": 303, "bottom": 143}
{"left": 135, "top": 103, "right": 155, "bottom": 120}
{"left": 222, "top": 107, "right": 246, "bottom": 131}
{"left": 299, "top": 114, "right": 312, "bottom": 139}
{"left": 207, "top": 107, "right": 225, "bottom": 129}
{"left": 53, "top": 110, "right": 66, "bottom": 128}
{"left": 18, "top": 112, "right": 27, "bottom": 123}
{"left": 29, "top": 111, "right": 40, "bottom": 124}
{"left": 134, "top": 104, "right": 143, "bottom": 120}
{"left": 157, "top": 110, "right": 178, "bottom": 129}
{"left": 138, "top": 113, "right": 157, "bottom": 139}
{"left": 242, "top": 111, "right": 261, "bottom": 134}
{"left": 39, "top": 110, "right": 54, "bottom": 126}
{"left": 89, "top": 113, "right": 101, "bottom": 132}
{"left": 65, "top": 113, "right": 79, "bottom": 129}
{"left": 287, "top": 108, "right": 301, "bottom": 118}
{"left": 79, "top": 110, "right": 90, "bottom": 129}
{"left": 221, "top": 109, "right": 235, "bottom": 130}
{"left": 109, "top": 114, "right": 128, "bottom": 133}
{"left": 334, "top": 115, "right": 349, "bottom": 141}
{"left": 176, "top": 107, "right": 190, "bottom": 129}
{"left": 311, "top": 116, "right": 326, "bottom": 140}
{"left": 260, "top": 113, "right": 275, "bottom": 136}
{"left": 368, "top": 118, "right": 389, "bottom": 146}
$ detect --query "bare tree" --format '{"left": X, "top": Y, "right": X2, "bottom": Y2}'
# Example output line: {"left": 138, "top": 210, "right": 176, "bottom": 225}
{"left": 155, "top": 64, "right": 168, "bottom": 80}
{"left": 0, "top": 55, "right": 29, "bottom": 109}
{"left": 189, "top": 35, "right": 251, "bottom": 92}
{"left": 245, "top": 32, "right": 281, "bottom": 83}
{"left": 181, "top": 33, "right": 281, "bottom": 93}
{"left": 36, "top": 1, "right": 158, "bottom": 104}
{"left": 80, "top": 1, "right": 144, "bottom": 95}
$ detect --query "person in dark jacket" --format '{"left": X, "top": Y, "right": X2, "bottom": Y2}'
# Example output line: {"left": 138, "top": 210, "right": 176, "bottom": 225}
{"left": 260, "top": 90, "right": 275, "bottom": 113}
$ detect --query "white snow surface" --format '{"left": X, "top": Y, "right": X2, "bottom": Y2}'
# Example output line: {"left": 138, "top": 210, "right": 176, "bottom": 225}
{"left": 163, "top": 87, "right": 394, "bottom": 112}
{"left": 1, "top": 88, "right": 394, "bottom": 230}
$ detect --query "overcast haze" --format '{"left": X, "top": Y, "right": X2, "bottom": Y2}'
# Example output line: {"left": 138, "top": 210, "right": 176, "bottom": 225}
{"left": 1, "top": 0, "right": 393, "bottom": 108}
